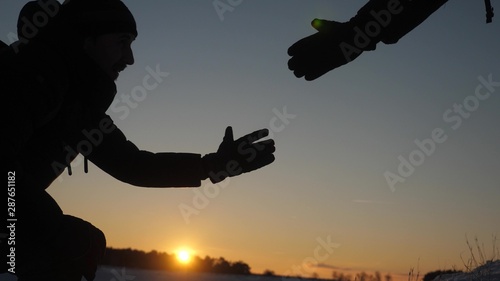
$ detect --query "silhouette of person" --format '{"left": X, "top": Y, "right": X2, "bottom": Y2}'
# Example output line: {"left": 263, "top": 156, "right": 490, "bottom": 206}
{"left": 288, "top": 0, "right": 449, "bottom": 80}
{"left": 1, "top": 0, "right": 275, "bottom": 280}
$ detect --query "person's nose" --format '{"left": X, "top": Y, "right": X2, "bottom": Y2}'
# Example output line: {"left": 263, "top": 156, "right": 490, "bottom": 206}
{"left": 123, "top": 45, "right": 135, "bottom": 65}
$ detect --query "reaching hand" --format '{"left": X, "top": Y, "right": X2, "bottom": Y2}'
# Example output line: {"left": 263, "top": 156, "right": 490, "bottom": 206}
{"left": 202, "top": 126, "right": 275, "bottom": 183}
{"left": 287, "top": 18, "right": 375, "bottom": 81}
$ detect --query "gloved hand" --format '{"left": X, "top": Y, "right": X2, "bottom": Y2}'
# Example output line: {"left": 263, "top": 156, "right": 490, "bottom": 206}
{"left": 288, "top": 18, "right": 376, "bottom": 81}
{"left": 288, "top": 0, "right": 449, "bottom": 81}
{"left": 202, "top": 126, "right": 275, "bottom": 183}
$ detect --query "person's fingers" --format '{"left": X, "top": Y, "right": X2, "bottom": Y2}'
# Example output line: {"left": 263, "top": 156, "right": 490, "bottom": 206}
{"left": 287, "top": 42, "right": 300, "bottom": 56}
{"left": 288, "top": 33, "right": 316, "bottom": 56}
{"left": 312, "top": 18, "right": 343, "bottom": 33}
{"left": 290, "top": 53, "right": 328, "bottom": 80}
{"left": 223, "top": 126, "right": 234, "bottom": 142}
{"left": 311, "top": 18, "right": 325, "bottom": 31}
{"left": 237, "top": 128, "right": 269, "bottom": 144}
{"left": 251, "top": 139, "right": 276, "bottom": 155}
{"left": 305, "top": 70, "right": 325, "bottom": 81}
{"left": 287, "top": 56, "right": 296, "bottom": 70}
{"left": 244, "top": 153, "right": 275, "bottom": 172}
{"left": 289, "top": 56, "right": 310, "bottom": 77}
{"left": 294, "top": 69, "right": 306, "bottom": 79}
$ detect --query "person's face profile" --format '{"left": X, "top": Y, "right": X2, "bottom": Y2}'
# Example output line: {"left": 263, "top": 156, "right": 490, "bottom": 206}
{"left": 84, "top": 32, "right": 136, "bottom": 80}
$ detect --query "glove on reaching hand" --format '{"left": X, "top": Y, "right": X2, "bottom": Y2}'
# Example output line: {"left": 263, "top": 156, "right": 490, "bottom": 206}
{"left": 202, "top": 126, "right": 275, "bottom": 183}
{"left": 288, "top": 18, "right": 376, "bottom": 81}
{"left": 288, "top": 0, "right": 449, "bottom": 81}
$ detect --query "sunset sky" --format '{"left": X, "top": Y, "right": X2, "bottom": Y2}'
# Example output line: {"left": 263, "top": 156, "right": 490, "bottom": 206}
{"left": 2, "top": 1, "right": 499, "bottom": 280}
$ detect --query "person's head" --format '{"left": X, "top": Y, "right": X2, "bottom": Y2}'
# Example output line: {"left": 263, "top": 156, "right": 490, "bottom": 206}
{"left": 64, "top": 0, "right": 138, "bottom": 80}
{"left": 17, "top": 0, "right": 138, "bottom": 80}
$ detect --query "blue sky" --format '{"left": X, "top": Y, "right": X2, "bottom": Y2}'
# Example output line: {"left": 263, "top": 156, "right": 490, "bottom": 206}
{"left": 2, "top": 1, "right": 499, "bottom": 279}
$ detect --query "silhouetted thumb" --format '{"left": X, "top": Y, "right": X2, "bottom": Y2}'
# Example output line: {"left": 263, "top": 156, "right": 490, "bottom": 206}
{"left": 311, "top": 18, "right": 327, "bottom": 32}
{"left": 223, "top": 126, "right": 234, "bottom": 143}
{"left": 311, "top": 18, "right": 342, "bottom": 34}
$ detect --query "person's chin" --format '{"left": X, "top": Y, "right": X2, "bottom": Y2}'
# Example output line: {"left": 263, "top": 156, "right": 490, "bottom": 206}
{"left": 111, "top": 68, "right": 125, "bottom": 81}
{"left": 108, "top": 70, "right": 120, "bottom": 81}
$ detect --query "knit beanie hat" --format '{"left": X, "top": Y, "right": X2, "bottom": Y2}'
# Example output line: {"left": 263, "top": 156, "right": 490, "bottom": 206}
{"left": 62, "top": 0, "right": 138, "bottom": 38}
{"left": 17, "top": 0, "right": 137, "bottom": 41}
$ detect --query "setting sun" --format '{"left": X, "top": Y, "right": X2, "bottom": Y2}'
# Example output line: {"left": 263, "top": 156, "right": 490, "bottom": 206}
{"left": 176, "top": 250, "right": 191, "bottom": 264}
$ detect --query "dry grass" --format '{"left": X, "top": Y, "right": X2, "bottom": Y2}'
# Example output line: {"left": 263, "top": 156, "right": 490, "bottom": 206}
{"left": 408, "top": 258, "right": 420, "bottom": 281}
{"left": 459, "top": 234, "right": 499, "bottom": 281}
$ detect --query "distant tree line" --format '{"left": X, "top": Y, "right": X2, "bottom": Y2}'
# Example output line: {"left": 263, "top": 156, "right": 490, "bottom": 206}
{"left": 100, "top": 247, "right": 251, "bottom": 275}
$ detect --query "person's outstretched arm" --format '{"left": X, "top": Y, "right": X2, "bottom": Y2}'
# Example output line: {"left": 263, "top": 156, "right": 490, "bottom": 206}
{"left": 88, "top": 116, "right": 275, "bottom": 187}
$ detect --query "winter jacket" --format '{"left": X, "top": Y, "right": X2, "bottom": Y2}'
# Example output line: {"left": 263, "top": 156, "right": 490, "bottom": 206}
{"left": 2, "top": 39, "right": 204, "bottom": 192}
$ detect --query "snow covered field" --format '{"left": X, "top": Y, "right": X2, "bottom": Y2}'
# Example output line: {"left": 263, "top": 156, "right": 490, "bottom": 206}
{"left": 1, "top": 267, "right": 291, "bottom": 281}
{"left": 92, "top": 267, "right": 285, "bottom": 281}
{"left": 1, "top": 261, "right": 499, "bottom": 281}
{"left": 432, "top": 260, "right": 500, "bottom": 281}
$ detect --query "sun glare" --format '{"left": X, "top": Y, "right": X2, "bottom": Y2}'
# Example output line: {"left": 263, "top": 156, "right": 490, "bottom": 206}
{"left": 177, "top": 250, "right": 191, "bottom": 264}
